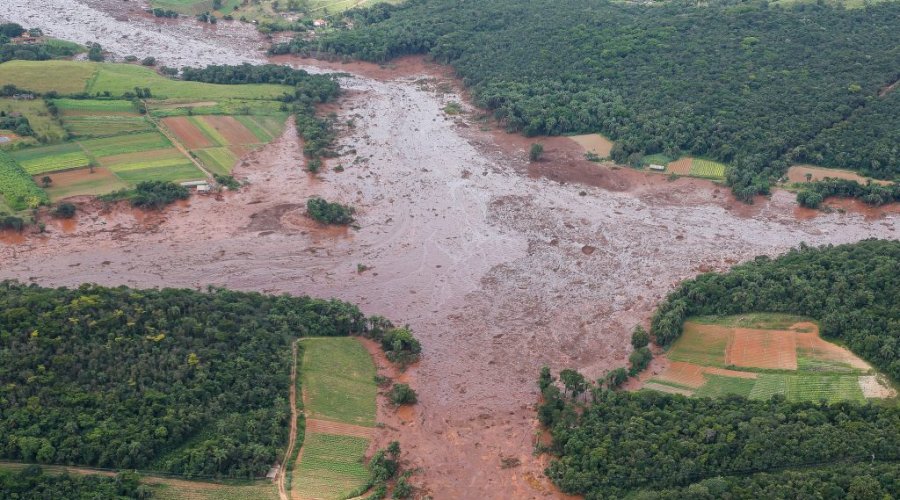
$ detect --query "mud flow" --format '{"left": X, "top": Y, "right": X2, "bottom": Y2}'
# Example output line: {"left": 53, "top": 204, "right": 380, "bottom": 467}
{"left": 2, "top": 3, "right": 898, "bottom": 498}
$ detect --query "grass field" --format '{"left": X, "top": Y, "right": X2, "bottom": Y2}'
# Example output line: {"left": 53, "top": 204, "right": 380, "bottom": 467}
{"left": 89, "top": 64, "right": 289, "bottom": 101}
{"left": 63, "top": 116, "right": 153, "bottom": 138}
{"left": 646, "top": 314, "right": 894, "bottom": 402}
{"left": 113, "top": 162, "right": 204, "bottom": 183}
{"left": 0, "top": 61, "right": 96, "bottom": 94}
{"left": 301, "top": 338, "right": 377, "bottom": 426}
{"left": 0, "top": 99, "right": 68, "bottom": 144}
{"left": 292, "top": 433, "right": 370, "bottom": 500}
{"left": 54, "top": 99, "right": 137, "bottom": 114}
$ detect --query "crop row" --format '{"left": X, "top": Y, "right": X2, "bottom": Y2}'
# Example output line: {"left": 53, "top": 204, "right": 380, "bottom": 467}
{"left": 0, "top": 151, "right": 48, "bottom": 211}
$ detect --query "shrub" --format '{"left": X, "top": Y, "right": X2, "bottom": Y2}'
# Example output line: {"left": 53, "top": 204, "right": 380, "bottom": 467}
{"left": 630, "top": 325, "right": 650, "bottom": 348}
{"left": 213, "top": 174, "right": 241, "bottom": 190}
{"left": 529, "top": 143, "right": 544, "bottom": 161}
{"left": 126, "top": 181, "right": 189, "bottom": 210}
{"left": 381, "top": 326, "right": 421, "bottom": 367}
{"left": 141, "top": 57, "right": 156, "bottom": 66}
{"left": 306, "top": 196, "right": 355, "bottom": 225}
{"left": 52, "top": 202, "right": 76, "bottom": 219}
{"left": 797, "top": 189, "right": 824, "bottom": 208}
{"left": 388, "top": 384, "right": 417, "bottom": 405}
{"left": 627, "top": 346, "right": 652, "bottom": 375}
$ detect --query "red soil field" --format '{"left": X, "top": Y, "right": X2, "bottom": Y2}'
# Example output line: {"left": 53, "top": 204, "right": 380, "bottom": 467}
{"left": 202, "top": 115, "right": 260, "bottom": 145}
{"left": 667, "top": 157, "right": 693, "bottom": 175}
{"left": 161, "top": 117, "right": 213, "bottom": 149}
{"left": 726, "top": 328, "right": 798, "bottom": 370}
{"left": 656, "top": 361, "right": 707, "bottom": 388}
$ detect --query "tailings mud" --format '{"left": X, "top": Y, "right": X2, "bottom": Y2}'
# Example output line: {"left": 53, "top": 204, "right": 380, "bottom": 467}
{"left": 2, "top": 4, "right": 898, "bottom": 498}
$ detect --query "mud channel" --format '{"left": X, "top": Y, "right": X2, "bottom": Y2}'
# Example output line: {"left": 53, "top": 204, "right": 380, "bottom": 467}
{"left": 2, "top": 3, "right": 899, "bottom": 498}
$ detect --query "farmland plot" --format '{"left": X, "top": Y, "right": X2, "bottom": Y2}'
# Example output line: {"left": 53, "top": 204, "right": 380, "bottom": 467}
{"left": 11, "top": 143, "right": 91, "bottom": 174}
{"left": 0, "top": 151, "right": 47, "bottom": 210}
{"left": 646, "top": 314, "right": 894, "bottom": 403}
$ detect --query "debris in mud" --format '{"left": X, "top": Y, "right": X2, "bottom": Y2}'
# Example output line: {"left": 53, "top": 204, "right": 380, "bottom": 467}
{"left": 500, "top": 456, "right": 522, "bottom": 469}
{"left": 581, "top": 245, "right": 596, "bottom": 255}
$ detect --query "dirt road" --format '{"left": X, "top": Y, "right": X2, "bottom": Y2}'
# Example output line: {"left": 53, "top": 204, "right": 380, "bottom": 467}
{"left": 2, "top": 3, "right": 898, "bottom": 498}
{"left": 278, "top": 341, "right": 300, "bottom": 500}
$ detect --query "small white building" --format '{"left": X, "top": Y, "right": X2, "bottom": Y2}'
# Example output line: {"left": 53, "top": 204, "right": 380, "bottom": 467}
{"left": 649, "top": 164, "right": 666, "bottom": 171}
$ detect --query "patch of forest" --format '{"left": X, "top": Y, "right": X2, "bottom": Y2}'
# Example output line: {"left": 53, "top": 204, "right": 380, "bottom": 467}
{"left": 538, "top": 239, "right": 900, "bottom": 498}
{"left": 274, "top": 0, "right": 900, "bottom": 200}
{"left": 0, "top": 282, "right": 366, "bottom": 479}
{"left": 540, "top": 389, "right": 900, "bottom": 498}
{"left": 651, "top": 239, "right": 900, "bottom": 380}
{"left": 0, "top": 465, "right": 148, "bottom": 499}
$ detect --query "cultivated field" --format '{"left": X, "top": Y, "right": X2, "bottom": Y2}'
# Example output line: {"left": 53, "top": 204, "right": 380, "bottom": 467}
{"left": 646, "top": 313, "right": 895, "bottom": 402}
{"left": 0, "top": 61, "right": 96, "bottom": 94}
{"left": 55, "top": 99, "right": 151, "bottom": 138}
{"left": 663, "top": 157, "right": 727, "bottom": 179}
{"left": 293, "top": 337, "right": 377, "bottom": 500}
{"left": 0, "top": 151, "right": 47, "bottom": 210}
{"left": 39, "top": 167, "right": 129, "bottom": 201}
{"left": 162, "top": 115, "right": 279, "bottom": 174}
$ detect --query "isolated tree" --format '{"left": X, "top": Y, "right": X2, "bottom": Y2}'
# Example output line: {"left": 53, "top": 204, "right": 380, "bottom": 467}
{"left": 40, "top": 176, "right": 52, "bottom": 188}
{"left": 631, "top": 325, "right": 650, "bottom": 349}
{"left": 559, "top": 368, "right": 586, "bottom": 399}
{"left": 805, "top": 172, "right": 813, "bottom": 182}
{"left": 529, "top": 143, "right": 544, "bottom": 162}
{"left": 538, "top": 365, "right": 555, "bottom": 391}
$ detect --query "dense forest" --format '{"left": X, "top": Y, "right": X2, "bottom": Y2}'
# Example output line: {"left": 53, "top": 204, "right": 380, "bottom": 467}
{"left": 540, "top": 389, "right": 900, "bottom": 498}
{"left": 645, "top": 461, "right": 900, "bottom": 499}
{"left": 274, "top": 0, "right": 900, "bottom": 199}
{"left": 651, "top": 239, "right": 900, "bottom": 380}
{"left": 0, "top": 282, "right": 366, "bottom": 478}
{"left": 0, "top": 466, "right": 149, "bottom": 499}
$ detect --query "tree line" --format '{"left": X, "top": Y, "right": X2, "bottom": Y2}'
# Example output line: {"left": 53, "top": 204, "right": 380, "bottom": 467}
{"left": 272, "top": 0, "right": 900, "bottom": 202}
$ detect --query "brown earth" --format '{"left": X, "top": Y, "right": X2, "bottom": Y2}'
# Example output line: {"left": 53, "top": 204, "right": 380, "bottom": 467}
{"left": 726, "top": 328, "right": 798, "bottom": 370}
{"left": 787, "top": 164, "right": 893, "bottom": 185}
{"left": 667, "top": 157, "right": 693, "bottom": 175}
{"left": 567, "top": 134, "right": 613, "bottom": 158}
{"left": 160, "top": 117, "right": 214, "bottom": 149}
{"left": 2, "top": 5, "right": 900, "bottom": 498}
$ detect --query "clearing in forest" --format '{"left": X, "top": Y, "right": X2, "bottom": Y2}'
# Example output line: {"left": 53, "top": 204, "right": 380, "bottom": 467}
{"left": 646, "top": 313, "right": 896, "bottom": 402}
{"left": 292, "top": 337, "right": 377, "bottom": 500}
{"left": 568, "top": 133, "right": 613, "bottom": 158}
{"left": 786, "top": 164, "right": 892, "bottom": 185}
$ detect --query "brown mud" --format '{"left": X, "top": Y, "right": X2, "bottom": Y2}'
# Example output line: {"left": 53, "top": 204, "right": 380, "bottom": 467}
{"left": 1, "top": 4, "right": 899, "bottom": 498}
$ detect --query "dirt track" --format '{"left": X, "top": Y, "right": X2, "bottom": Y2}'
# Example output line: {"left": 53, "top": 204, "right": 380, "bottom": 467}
{"left": 2, "top": 3, "right": 899, "bottom": 498}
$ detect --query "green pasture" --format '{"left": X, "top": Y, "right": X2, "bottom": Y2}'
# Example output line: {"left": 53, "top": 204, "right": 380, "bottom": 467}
{"left": 690, "top": 158, "right": 727, "bottom": 179}
{"left": 0, "top": 99, "right": 68, "bottom": 143}
{"left": 300, "top": 337, "right": 377, "bottom": 427}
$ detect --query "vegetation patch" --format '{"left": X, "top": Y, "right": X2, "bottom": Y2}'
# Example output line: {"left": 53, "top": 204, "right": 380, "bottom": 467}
{"left": 292, "top": 433, "right": 370, "bottom": 500}
{"left": 39, "top": 167, "right": 128, "bottom": 202}
{"left": 0, "top": 282, "right": 366, "bottom": 478}
{"left": 10, "top": 143, "right": 89, "bottom": 175}
{"left": 79, "top": 131, "right": 172, "bottom": 158}
{"left": 0, "top": 60, "right": 96, "bottom": 94}
{"left": 301, "top": 337, "right": 377, "bottom": 427}
{"left": 0, "top": 150, "right": 46, "bottom": 210}
{"left": 0, "top": 98, "right": 67, "bottom": 144}
{"left": 195, "top": 147, "right": 239, "bottom": 175}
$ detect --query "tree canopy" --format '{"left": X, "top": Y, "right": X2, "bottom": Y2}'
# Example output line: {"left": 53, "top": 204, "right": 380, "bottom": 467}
{"left": 276, "top": 0, "right": 900, "bottom": 200}
{"left": 0, "top": 282, "right": 365, "bottom": 478}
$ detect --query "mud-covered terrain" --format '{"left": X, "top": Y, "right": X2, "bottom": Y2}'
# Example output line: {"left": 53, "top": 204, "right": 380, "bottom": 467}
{"left": 2, "top": 0, "right": 267, "bottom": 67}
{"left": 2, "top": 3, "right": 898, "bottom": 498}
